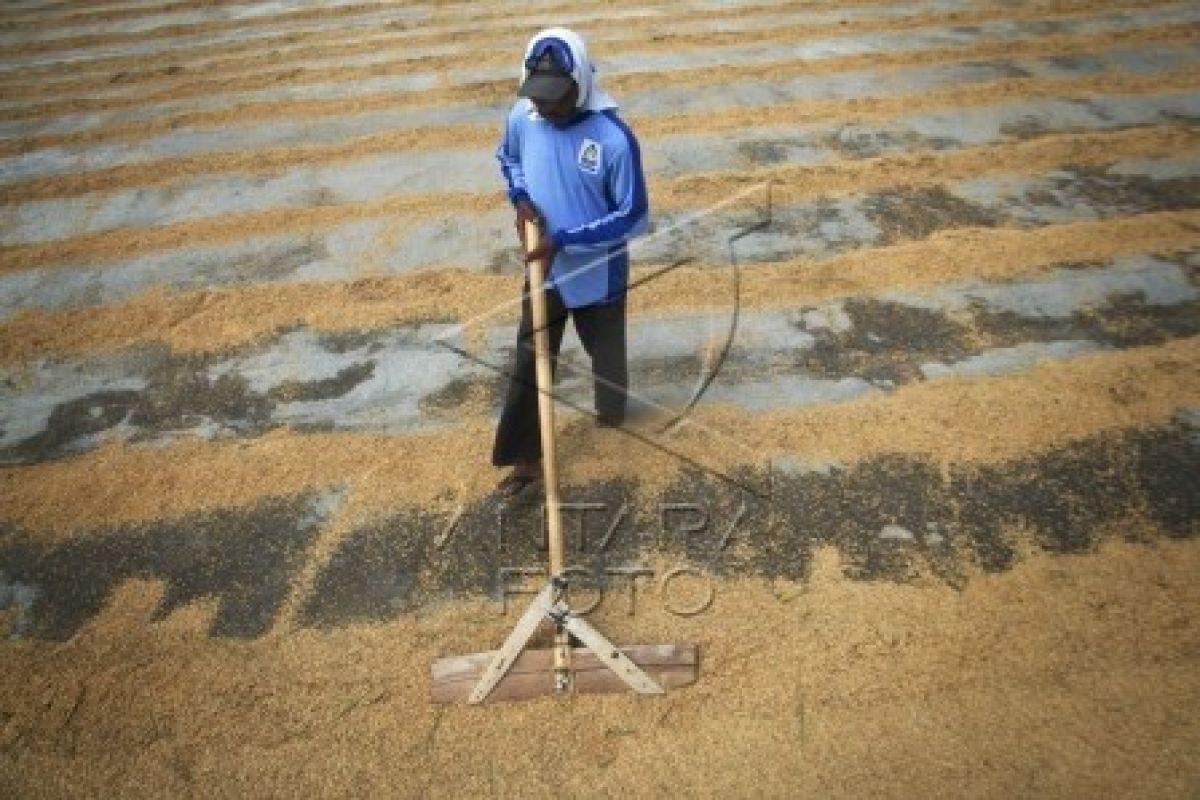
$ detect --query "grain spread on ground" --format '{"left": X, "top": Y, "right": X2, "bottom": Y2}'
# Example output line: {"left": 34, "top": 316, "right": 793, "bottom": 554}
{"left": 0, "top": 0, "right": 1197, "bottom": 796}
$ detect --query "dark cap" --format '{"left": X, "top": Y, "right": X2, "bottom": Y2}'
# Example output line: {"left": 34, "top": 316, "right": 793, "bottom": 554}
{"left": 518, "top": 47, "right": 575, "bottom": 103}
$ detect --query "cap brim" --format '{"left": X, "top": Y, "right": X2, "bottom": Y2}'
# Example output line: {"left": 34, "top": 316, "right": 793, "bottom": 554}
{"left": 518, "top": 71, "right": 574, "bottom": 103}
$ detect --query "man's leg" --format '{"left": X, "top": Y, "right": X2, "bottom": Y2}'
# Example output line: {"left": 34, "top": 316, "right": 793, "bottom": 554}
{"left": 492, "top": 281, "right": 569, "bottom": 467}
{"left": 573, "top": 294, "right": 628, "bottom": 426}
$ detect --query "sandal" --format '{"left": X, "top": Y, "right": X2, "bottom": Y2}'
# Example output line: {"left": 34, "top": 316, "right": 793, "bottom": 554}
{"left": 496, "top": 470, "right": 541, "bottom": 499}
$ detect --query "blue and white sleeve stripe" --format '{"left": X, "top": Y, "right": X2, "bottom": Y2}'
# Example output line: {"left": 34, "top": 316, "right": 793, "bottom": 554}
{"left": 497, "top": 108, "right": 530, "bottom": 206}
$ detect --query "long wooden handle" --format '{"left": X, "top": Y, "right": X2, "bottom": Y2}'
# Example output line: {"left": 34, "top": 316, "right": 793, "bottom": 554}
{"left": 523, "top": 219, "right": 565, "bottom": 577}
{"left": 523, "top": 219, "right": 572, "bottom": 692}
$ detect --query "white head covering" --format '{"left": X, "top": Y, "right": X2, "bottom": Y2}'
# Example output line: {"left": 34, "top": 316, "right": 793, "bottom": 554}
{"left": 520, "top": 27, "right": 618, "bottom": 112}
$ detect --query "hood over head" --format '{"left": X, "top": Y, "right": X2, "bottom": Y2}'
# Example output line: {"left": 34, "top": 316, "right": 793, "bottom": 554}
{"left": 518, "top": 27, "right": 618, "bottom": 113}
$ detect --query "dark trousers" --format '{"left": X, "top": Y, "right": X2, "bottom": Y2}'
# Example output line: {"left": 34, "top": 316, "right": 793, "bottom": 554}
{"left": 492, "top": 282, "right": 627, "bottom": 467}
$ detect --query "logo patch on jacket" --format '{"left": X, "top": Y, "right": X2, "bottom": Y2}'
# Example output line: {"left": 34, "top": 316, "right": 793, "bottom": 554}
{"left": 578, "top": 139, "right": 602, "bottom": 175}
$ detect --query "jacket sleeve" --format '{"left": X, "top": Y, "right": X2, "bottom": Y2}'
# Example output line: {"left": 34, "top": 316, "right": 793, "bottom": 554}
{"left": 551, "top": 113, "right": 649, "bottom": 251}
{"left": 496, "top": 105, "right": 531, "bottom": 206}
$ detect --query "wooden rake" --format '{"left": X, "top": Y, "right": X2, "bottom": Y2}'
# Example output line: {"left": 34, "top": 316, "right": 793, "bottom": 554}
{"left": 431, "top": 220, "right": 698, "bottom": 704}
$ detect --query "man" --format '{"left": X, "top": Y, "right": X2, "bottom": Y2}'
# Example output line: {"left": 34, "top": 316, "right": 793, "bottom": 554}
{"left": 492, "top": 27, "right": 649, "bottom": 497}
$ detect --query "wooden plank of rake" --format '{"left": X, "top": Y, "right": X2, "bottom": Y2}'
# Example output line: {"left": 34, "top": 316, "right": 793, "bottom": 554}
{"left": 431, "top": 219, "right": 698, "bottom": 704}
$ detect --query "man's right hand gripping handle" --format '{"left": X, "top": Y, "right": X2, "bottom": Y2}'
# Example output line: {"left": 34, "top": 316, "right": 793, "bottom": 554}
{"left": 515, "top": 200, "right": 542, "bottom": 249}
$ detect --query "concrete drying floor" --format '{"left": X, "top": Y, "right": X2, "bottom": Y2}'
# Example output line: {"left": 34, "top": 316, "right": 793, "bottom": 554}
{"left": 0, "top": 0, "right": 1197, "bottom": 796}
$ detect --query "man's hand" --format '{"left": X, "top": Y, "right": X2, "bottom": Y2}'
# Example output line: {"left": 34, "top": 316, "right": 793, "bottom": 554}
{"left": 515, "top": 199, "right": 557, "bottom": 267}
{"left": 524, "top": 236, "right": 558, "bottom": 267}
{"left": 515, "top": 200, "right": 541, "bottom": 249}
